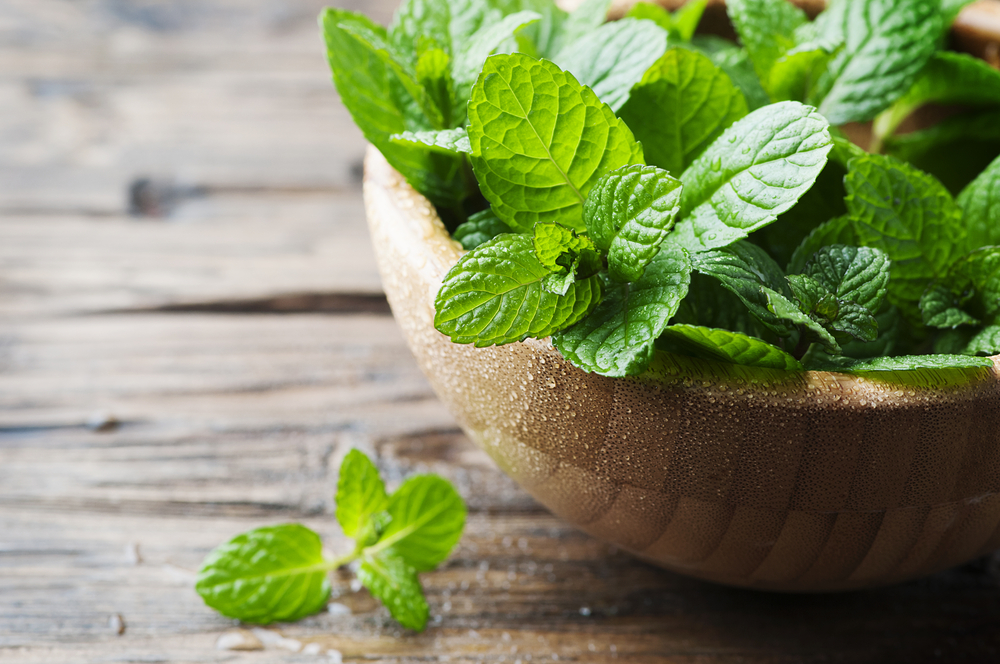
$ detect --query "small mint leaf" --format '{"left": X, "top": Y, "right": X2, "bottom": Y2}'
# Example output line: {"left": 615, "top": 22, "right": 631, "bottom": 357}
{"left": 453, "top": 209, "right": 512, "bottom": 251}
{"left": 801, "top": 244, "right": 891, "bottom": 314}
{"left": 335, "top": 449, "right": 389, "bottom": 539}
{"left": 965, "top": 326, "right": 1000, "bottom": 356}
{"left": 726, "top": 0, "right": 807, "bottom": 84}
{"left": 391, "top": 128, "right": 471, "bottom": 155}
{"left": 533, "top": 222, "right": 598, "bottom": 272}
{"left": 358, "top": 552, "right": 429, "bottom": 632}
{"left": 380, "top": 475, "right": 466, "bottom": 572}
{"left": 415, "top": 48, "right": 455, "bottom": 127}
{"left": 920, "top": 283, "right": 979, "bottom": 329}
{"left": 584, "top": 164, "right": 683, "bottom": 282}
{"left": 659, "top": 324, "right": 803, "bottom": 371}
{"left": 762, "top": 285, "right": 840, "bottom": 352}
{"left": 195, "top": 524, "right": 330, "bottom": 624}
{"left": 787, "top": 214, "right": 858, "bottom": 275}
{"left": 959, "top": 153, "right": 1000, "bottom": 250}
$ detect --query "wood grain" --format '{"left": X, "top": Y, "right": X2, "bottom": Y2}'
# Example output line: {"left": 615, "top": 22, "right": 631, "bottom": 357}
{"left": 2, "top": 0, "right": 1000, "bottom": 662}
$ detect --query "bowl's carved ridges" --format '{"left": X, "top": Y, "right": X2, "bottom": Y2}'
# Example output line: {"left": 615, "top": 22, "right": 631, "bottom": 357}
{"left": 364, "top": 147, "right": 1000, "bottom": 591}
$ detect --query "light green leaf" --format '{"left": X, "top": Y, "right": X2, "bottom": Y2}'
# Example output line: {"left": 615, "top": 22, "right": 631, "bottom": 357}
{"left": 813, "top": 0, "right": 942, "bottom": 124}
{"left": 453, "top": 10, "right": 542, "bottom": 103}
{"left": 552, "top": 18, "right": 670, "bottom": 111}
{"left": 453, "top": 209, "right": 512, "bottom": 250}
{"left": 691, "top": 241, "right": 796, "bottom": 336}
{"left": 619, "top": 48, "right": 748, "bottom": 176}
{"left": 803, "top": 350, "right": 992, "bottom": 372}
{"left": 874, "top": 51, "right": 1000, "bottom": 143}
{"left": 583, "top": 164, "right": 683, "bottom": 282}
{"left": 358, "top": 552, "right": 428, "bottom": 631}
{"left": 800, "top": 244, "right": 890, "bottom": 313}
{"left": 336, "top": 449, "right": 389, "bottom": 539}
{"left": 553, "top": 245, "right": 691, "bottom": 376}
{"left": 726, "top": 0, "right": 808, "bottom": 83}
{"left": 532, "top": 222, "right": 598, "bottom": 272}
{"left": 391, "top": 128, "right": 472, "bottom": 155}
{"left": 626, "top": 1, "right": 674, "bottom": 30}
{"left": 673, "top": 0, "right": 709, "bottom": 42}
{"left": 390, "top": 0, "right": 453, "bottom": 66}
{"left": 767, "top": 40, "right": 840, "bottom": 103}
{"left": 415, "top": 48, "right": 456, "bottom": 127}
{"left": 788, "top": 214, "right": 858, "bottom": 274}
{"left": 669, "top": 101, "right": 832, "bottom": 253}
{"left": 467, "top": 53, "right": 643, "bottom": 232}
{"left": 322, "top": 9, "right": 465, "bottom": 209}
{"left": 763, "top": 285, "right": 841, "bottom": 351}
{"left": 959, "top": 154, "right": 1000, "bottom": 250}
{"left": 659, "top": 324, "right": 803, "bottom": 370}
{"left": 845, "top": 154, "right": 965, "bottom": 315}
{"left": 553, "top": 0, "right": 612, "bottom": 53}
{"left": 378, "top": 475, "right": 466, "bottom": 572}
{"left": 195, "top": 524, "right": 331, "bottom": 624}
{"left": 434, "top": 233, "right": 601, "bottom": 346}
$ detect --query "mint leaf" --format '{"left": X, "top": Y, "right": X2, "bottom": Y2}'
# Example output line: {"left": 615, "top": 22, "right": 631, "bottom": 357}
{"left": 788, "top": 214, "right": 858, "bottom": 274}
{"left": 726, "top": 0, "right": 808, "bottom": 84}
{"left": 390, "top": 0, "right": 451, "bottom": 67}
{"left": 414, "top": 48, "right": 456, "bottom": 127}
{"left": 452, "top": 10, "right": 542, "bottom": 104}
{"left": 618, "top": 48, "right": 748, "bottom": 176}
{"left": 803, "top": 350, "right": 992, "bottom": 372}
{"left": 786, "top": 272, "right": 878, "bottom": 342}
{"left": 921, "top": 283, "right": 980, "bottom": 328}
{"left": 322, "top": 9, "right": 465, "bottom": 209}
{"left": 335, "top": 449, "right": 388, "bottom": 539}
{"left": 813, "top": 0, "right": 942, "bottom": 124}
{"left": 627, "top": 0, "right": 708, "bottom": 42}
{"left": 691, "top": 241, "right": 796, "bottom": 336}
{"left": 583, "top": 164, "right": 683, "bottom": 282}
{"left": 669, "top": 101, "right": 832, "bottom": 253}
{"left": 434, "top": 233, "right": 601, "bottom": 345}
{"left": 965, "top": 326, "right": 1000, "bottom": 356}
{"left": 467, "top": 53, "right": 643, "bottom": 233}
{"left": 801, "top": 244, "right": 890, "bottom": 313}
{"left": 358, "top": 552, "right": 429, "bottom": 631}
{"left": 762, "top": 285, "right": 841, "bottom": 351}
{"left": 691, "top": 38, "right": 772, "bottom": 111}
{"left": 553, "top": 245, "right": 691, "bottom": 376}
{"left": 453, "top": 209, "right": 512, "bottom": 250}
{"left": 659, "top": 324, "right": 803, "bottom": 370}
{"left": 841, "top": 304, "right": 903, "bottom": 358}
{"left": 845, "top": 154, "right": 965, "bottom": 315}
{"left": 552, "top": 0, "right": 612, "bottom": 53}
{"left": 766, "top": 41, "right": 840, "bottom": 103}
{"left": 532, "top": 222, "right": 601, "bottom": 294}
{"left": 959, "top": 154, "right": 1000, "bottom": 250}
{"left": 921, "top": 246, "right": 1000, "bottom": 329}
{"left": 874, "top": 51, "right": 1000, "bottom": 144}
{"left": 673, "top": 272, "right": 776, "bottom": 338}
{"left": 377, "top": 475, "right": 466, "bottom": 572}
{"left": 552, "top": 18, "right": 669, "bottom": 111}
{"left": 195, "top": 524, "right": 330, "bottom": 624}
{"left": 392, "top": 128, "right": 471, "bottom": 155}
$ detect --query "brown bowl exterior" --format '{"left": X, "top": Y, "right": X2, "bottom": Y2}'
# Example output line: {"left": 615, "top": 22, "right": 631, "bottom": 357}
{"left": 363, "top": 147, "right": 1000, "bottom": 592}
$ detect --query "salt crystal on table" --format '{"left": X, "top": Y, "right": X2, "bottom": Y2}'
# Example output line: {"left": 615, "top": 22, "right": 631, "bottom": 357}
{"left": 215, "top": 630, "right": 263, "bottom": 651}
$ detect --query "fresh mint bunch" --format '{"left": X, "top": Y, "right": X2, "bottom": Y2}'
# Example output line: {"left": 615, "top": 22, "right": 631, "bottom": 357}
{"left": 195, "top": 450, "right": 465, "bottom": 631}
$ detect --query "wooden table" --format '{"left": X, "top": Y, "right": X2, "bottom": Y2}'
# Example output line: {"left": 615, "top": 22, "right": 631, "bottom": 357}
{"left": 2, "top": 1, "right": 999, "bottom": 662}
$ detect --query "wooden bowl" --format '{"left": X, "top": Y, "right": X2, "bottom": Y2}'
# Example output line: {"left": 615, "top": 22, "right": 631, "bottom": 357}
{"left": 363, "top": 147, "right": 1000, "bottom": 592}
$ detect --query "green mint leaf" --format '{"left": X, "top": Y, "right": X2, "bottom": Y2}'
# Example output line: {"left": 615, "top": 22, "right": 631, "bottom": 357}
{"left": 840, "top": 304, "right": 903, "bottom": 358}
{"left": 467, "top": 53, "right": 643, "bottom": 232}
{"left": 689, "top": 37, "right": 772, "bottom": 111}
{"left": 553, "top": 245, "right": 691, "bottom": 376}
{"left": 618, "top": 48, "right": 748, "bottom": 176}
{"left": 532, "top": 222, "right": 598, "bottom": 271}
{"left": 726, "top": 0, "right": 808, "bottom": 84}
{"left": 787, "top": 214, "right": 858, "bottom": 274}
{"left": 552, "top": 0, "right": 612, "bottom": 53}
{"left": 659, "top": 324, "right": 803, "bottom": 370}
{"left": 195, "top": 524, "right": 331, "bottom": 624}
{"left": 583, "top": 164, "right": 683, "bottom": 282}
{"left": 766, "top": 40, "right": 840, "bottom": 103}
{"left": 415, "top": 48, "right": 456, "bottom": 127}
{"left": 434, "top": 233, "right": 601, "bottom": 346}
{"left": 964, "top": 326, "right": 1000, "bottom": 356}
{"left": 800, "top": 244, "right": 891, "bottom": 314}
{"left": 322, "top": 9, "right": 465, "bottom": 209}
{"left": 844, "top": 154, "right": 965, "bottom": 316}
{"left": 669, "top": 101, "right": 832, "bottom": 253}
{"left": 813, "top": 0, "right": 942, "bottom": 124}
{"left": 358, "top": 552, "right": 429, "bottom": 631}
{"left": 673, "top": 272, "right": 777, "bottom": 338}
{"left": 786, "top": 273, "right": 879, "bottom": 342}
{"left": 958, "top": 154, "right": 1000, "bottom": 250}
{"left": 379, "top": 475, "right": 466, "bottom": 571}
{"left": 453, "top": 10, "right": 542, "bottom": 104}
{"left": 626, "top": 1, "right": 675, "bottom": 30}
{"left": 690, "top": 241, "right": 796, "bottom": 336}
{"left": 391, "top": 128, "right": 472, "bottom": 155}
{"left": 390, "top": 0, "right": 452, "bottom": 66}
{"left": 803, "top": 349, "right": 993, "bottom": 372}
{"left": 453, "top": 209, "right": 512, "bottom": 250}
{"left": 762, "top": 285, "right": 841, "bottom": 351}
{"left": 920, "top": 283, "right": 980, "bottom": 328}
{"left": 672, "top": 0, "right": 709, "bottom": 41}
{"left": 874, "top": 52, "right": 1000, "bottom": 143}
{"left": 335, "top": 449, "right": 389, "bottom": 539}
{"left": 552, "top": 18, "right": 669, "bottom": 111}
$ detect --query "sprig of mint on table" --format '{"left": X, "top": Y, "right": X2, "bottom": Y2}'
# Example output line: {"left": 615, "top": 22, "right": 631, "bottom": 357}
{"left": 195, "top": 450, "right": 466, "bottom": 631}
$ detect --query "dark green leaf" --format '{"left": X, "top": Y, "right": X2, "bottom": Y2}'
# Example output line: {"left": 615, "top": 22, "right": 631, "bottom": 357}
{"left": 672, "top": 272, "right": 778, "bottom": 338}
{"left": 583, "top": 164, "right": 683, "bottom": 282}
{"left": 801, "top": 244, "right": 890, "bottom": 313}
{"left": 467, "top": 53, "right": 643, "bottom": 233}
{"left": 787, "top": 214, "right": 858, "bottom": 274}
{"left": 618, "top": 48, "right": 748, "bottom": 176}
{"left": 378, "top": 475, "right": 466, "bottom": 571}
{"left": 659, "top": 324, "right": 802, "bottom": 370}
{"left": 762, "top": 285, "right": 841, "bottom": 351}
{"left": 726, "top": 0, "right": 808, "bottom": 83}
{"left": 813, "top": 0, "right": 942, "bottom": 124}
{"left": 195, "top": 524, "right": 330, "bottom": 624}
{"left": 453, "top": 209, "right": 512, "bottom": 250}
{"left": 358, "top": 552, "right": 428, "bottom": 631}
{"left": 434, "top": 233, "right": 601, "bottom": 346}
{"left": 552, "top": 18, "right": 669, "bottom": 111}
{"left": 391, "top": 128, "right": 472, "bottom": 155}
{"left": 920, "top": 283, "right": 979, "bottom": 328}
{"left": 803, "top": 349, "right": 993, "bottom": 372}
{"left": 841, "top": 304, "right": 903, "bottom": 358}
{"left": 669, "top": 101, "right": 832, "bottom": 253}
{"left": 692, "top": 38, "right": 772, "bottom": 111}
{"left": 959, "top": 154, "right": 1000, "bottom": 250}
{"left": 335, "top": 450, "right": 389, "bottom": 539}
{"left": 553, "top": 245, "right": 691, "bottom": 376}
{"left": 965, "top": 326, "right": 1000, "bottom": 356}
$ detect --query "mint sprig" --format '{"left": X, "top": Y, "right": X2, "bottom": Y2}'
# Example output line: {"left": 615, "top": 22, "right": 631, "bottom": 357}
{"left": 195, "top": 450, "right": 465, "bottom": 632}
